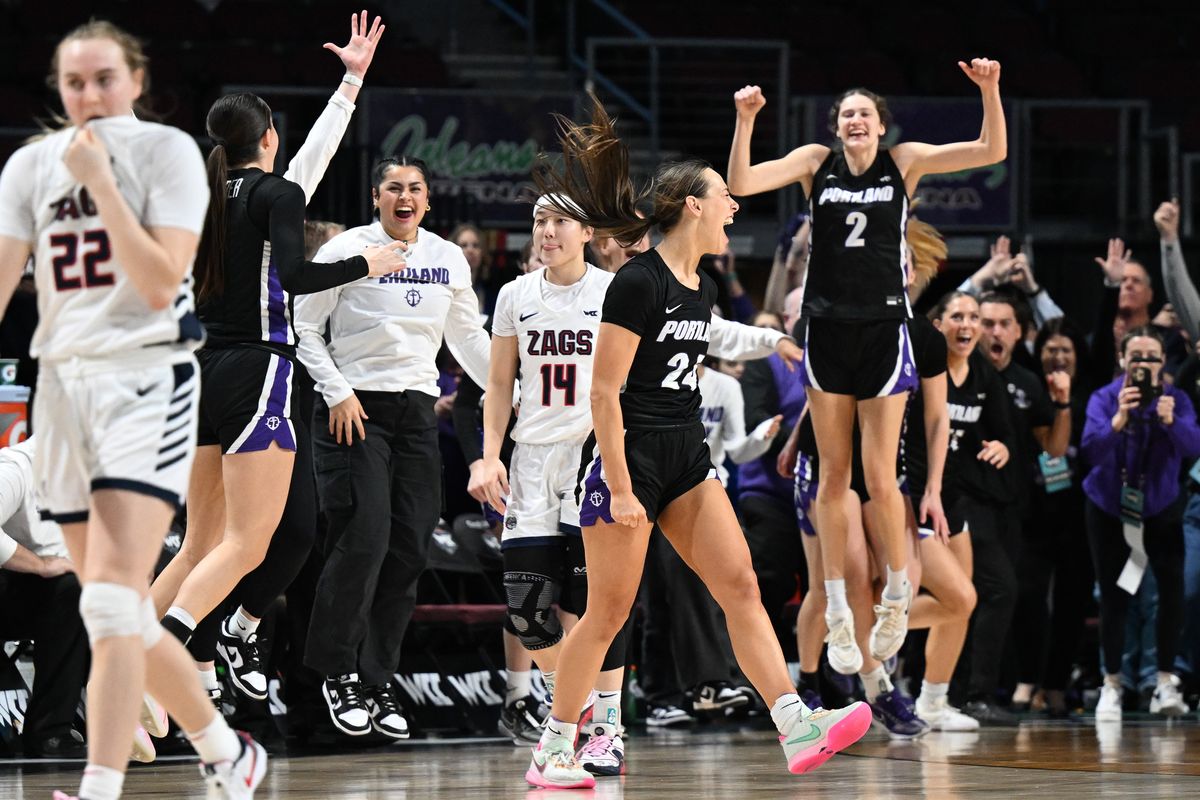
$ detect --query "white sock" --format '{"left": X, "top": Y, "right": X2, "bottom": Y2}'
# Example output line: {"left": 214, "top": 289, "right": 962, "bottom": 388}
{"left": 921, "top": 680, "right": 948, "bottom": 703}
{"left": 1104, "top": 674, "right": 1122, "bottom": 690}
{"left": 507, "top": 670, "right": 532, "bottom": 704}
{"left": 542, "top": 670, "right": 556, "bottom": 702}
{"left": 824, "top": 579, "right": 848, "bottom": 616}
{"left": 540, "top": 716, "right": 577, "bottom": 747}
{"left": 198, "top": 668, "right": 219, "bottom": 692}
{"left": 228, "top": 607, "right": 260, "bottom": 640}
{"left": 770, "top": 693, "right": 807, "bottom": 735}
{"left": 883, "top": 566, "right": 909, "bottom": 602}
{"left": 79, "top": 764, "right": 124, "bottom": 800}
{"left": 860, "top": 666, "right": 893, "bottom": 702}
{"left": 185, "top": 712, "right": 241, "bottom": 764}
{"left": 1157, "top": 671, "right": 1176, "bottom": 687}
{"left": 594, "top": 690, "right": 621, "bottom": 729}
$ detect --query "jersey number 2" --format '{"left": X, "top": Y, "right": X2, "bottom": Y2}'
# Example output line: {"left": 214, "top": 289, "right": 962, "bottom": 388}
{"left": 50, "top": 230, "right": 114, "bottom": 291}
{"left": 540, "top": 363, "right": 577, "bottom": 406}
{"left": 844, "top": 212, "right": 867, "bottom": 248}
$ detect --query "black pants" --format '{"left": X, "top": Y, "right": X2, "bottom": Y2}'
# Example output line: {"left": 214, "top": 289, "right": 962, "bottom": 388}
{"left": 0, "top": 572, "right": 88, "bottom": 747}
{"left": 1015, "top": 490, "right": 1093, "bottom": 690}
{"left": 1085, "top": 497, "right": 1185, "bottom": 676}
{"left": 738, "top": 492, "right": 804, "bottom": 657}
{"left": 187, "top": 416, "right": 319, "bottom": 663}
{"left": 305, "top": 390, "right": 441, "bottom": 685}
{"left": 954, "top": 495, "right": 1018, "bottom": 699}
{"left": 639, "top": 527, "right": 737, "bottom": 706}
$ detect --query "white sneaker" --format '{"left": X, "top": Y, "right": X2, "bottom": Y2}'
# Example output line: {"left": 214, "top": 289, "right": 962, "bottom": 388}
{"left": 130, "top": 725, "right": 156, "bottom": 763}
{"left": 140, "top": 694, "right": 169, "bottom": 738}
{"left": 576, "top": 724, "right": 625, "bottom": 777}
{"left": 869, "top": 583, "right": 912, "bottom": 661}
{"left": 824, "top": 611, "right": 863, "bottom": 675}
{"left": 202, "top": 731, "right": 267, "bottom": 799}
{"left": 1150, "top": 676, "right": 1190, "bottom": 716}
{"left": 526, "top": 737, "right": 595, "bottom": 789}
{"left": 1095, "top": 683, "right": 1122, "bottom": 723}
{"left": 915, "top": 695, "right": 979, "bottom": 732}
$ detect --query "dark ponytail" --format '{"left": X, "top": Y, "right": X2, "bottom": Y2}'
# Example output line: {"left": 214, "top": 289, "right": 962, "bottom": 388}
{"left": 532, "top": 93, "right": 713, "bottom": 247}
{"left": 195, "top": 92, "right": 273, "bottom": 303}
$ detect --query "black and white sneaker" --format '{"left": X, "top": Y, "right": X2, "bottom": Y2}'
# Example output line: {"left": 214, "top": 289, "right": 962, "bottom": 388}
{"left": 217, "top": 621, "right": 269, "bottom": 701}
{"left": 499, "top": 695, "right": 546, "bottom": 745}
{"left": 690, "top": 681, "right": 752, "bottom": 715}
{"left": 645, "top": 704, "right": 695, "bottom": 727}
{"left": 322, "top": 673, "right": 371, "bottom": 736}
{"left": 363, "top": 681, "right": 410, "bottom": 739}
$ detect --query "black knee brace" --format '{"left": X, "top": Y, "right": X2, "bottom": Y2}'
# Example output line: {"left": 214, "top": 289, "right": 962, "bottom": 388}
{"left": 504, "top": 570, "right": 563, "bottom": 650}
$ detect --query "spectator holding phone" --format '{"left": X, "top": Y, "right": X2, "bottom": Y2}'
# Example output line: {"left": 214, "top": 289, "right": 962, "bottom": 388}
{"left": 1082, "top": 326, "right": 1200, "bottom": 723}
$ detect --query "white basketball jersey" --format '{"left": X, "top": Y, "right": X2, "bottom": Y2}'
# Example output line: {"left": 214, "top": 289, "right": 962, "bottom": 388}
{"left": 491, "top": 264, "right": 613, "bottom": 445}
{"left": 0, "top": 117, "right": 209, "bottom": 361}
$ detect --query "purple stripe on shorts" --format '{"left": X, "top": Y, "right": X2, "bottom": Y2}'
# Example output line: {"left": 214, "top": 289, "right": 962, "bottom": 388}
{"left": 233, "top": 358, "right": 296, "bottom": 454}
{"left": 266, "top": 255, "right": 288, "bottom": 344}
{"left": 793, "top": 451, "right": 818, "bottom": 537}
{"left": 577, "top": 456, "right": 614, "bottom": 528}
{"left": 886, "top": 320, "right": 920, "bottom": 397}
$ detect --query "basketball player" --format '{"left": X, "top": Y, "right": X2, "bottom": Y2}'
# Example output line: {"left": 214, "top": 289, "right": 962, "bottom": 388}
{"left": 517, "top": 97, "right": 871, "bottom": 790}
{"left": 728, "top": 59, "right": 1006, "bottom": 673}
{"left": 0, "top": 20, "right": 265, "bottom": 799}
{"left": 147, "top": 11, "right": 397, "bottom": 708}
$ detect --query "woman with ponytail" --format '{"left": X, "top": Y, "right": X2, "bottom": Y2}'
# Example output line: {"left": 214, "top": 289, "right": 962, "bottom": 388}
{"left": 148, "top": 11, "right": 406, "bottom": 713}
{"left": 522, "top": 97, "right": 870, "bottom": 790}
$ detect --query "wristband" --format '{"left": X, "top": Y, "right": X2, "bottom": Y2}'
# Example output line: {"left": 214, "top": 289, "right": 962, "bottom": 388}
{"left": 342, "top": 73, "right": 364, "bottom": 87}
{"left": 1052, "top": 400, "right": 1071, "bottom": 410}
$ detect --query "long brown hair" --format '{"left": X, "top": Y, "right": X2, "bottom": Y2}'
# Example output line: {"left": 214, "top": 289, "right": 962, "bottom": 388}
{"left": 532, "top": 93, "right": 713, "bottom": 247}
{"left": 195, "top": 93, "right": 273, "bottom": 303}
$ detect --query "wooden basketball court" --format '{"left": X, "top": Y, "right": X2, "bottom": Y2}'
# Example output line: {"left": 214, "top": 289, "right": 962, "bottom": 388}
{"left": 4, "top": 720, "right": 1195, "bottom": 798}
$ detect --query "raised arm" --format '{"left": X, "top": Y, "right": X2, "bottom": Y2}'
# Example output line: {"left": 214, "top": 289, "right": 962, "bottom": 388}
{"left": 727, "top": 85, "right": 827, "bottom": 198}
{"left": 284, "top": 11, "right": 385, "bottom": 199}
{"left": 1155, "top": 200, "right": 1200, "bottom": 340}
{"left": 892, "top": 59, "right": 1006, "bottom": 195}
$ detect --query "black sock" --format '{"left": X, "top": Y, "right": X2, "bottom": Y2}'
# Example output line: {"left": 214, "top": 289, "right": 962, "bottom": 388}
{"left": 799, "top": 670, "right": 821, "bottom": 694}
{"left": 161, "top": 614, "right": 194, "bottom": 646}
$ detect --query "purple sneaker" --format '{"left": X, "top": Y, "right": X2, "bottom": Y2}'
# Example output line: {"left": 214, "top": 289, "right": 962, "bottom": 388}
{"left": 869, "top": 688, "right": 929, "bottom": 739}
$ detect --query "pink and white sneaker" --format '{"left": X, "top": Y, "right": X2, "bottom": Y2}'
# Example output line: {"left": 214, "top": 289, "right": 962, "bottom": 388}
{"left": 780, "top": 700, "right": 872, "bottom": 775}
{"left": 130, "top": 725, "right": 156, "bottom": 763}
{"left": 526, "top": 739, "right": 596, "bottom": 789}
{"left": 576, "top": 724, "right": 625, "bottom": 777}
{"left": 52, "top": 793, "right": 79, "bottom": 800}
{"left": 140, "top": 693, "right": 170, "bottom": 738}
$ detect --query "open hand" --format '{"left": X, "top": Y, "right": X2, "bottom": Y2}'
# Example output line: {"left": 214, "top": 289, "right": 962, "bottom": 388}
{"left": 1094, "top": 238, "right": 1131, "bottom": 285}
{"left": 325, "top": 10, "right": 386, "bottom": 78}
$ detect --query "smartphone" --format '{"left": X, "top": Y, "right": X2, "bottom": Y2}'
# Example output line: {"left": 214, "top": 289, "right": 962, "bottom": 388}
{"left": 1130, "top": 365, "right": 1162, "bottom": 409}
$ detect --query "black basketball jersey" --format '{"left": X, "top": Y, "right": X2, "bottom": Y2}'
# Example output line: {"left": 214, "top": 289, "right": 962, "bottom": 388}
{"left": 803, "top": 147, "right": 909, "bottom": 321}
{"left": 198, "top": 168, "right": 366, "bottom": 353}
{"left": 601, "top": 249, "right": 717, "bottom": 431}
{"left": 945, "top": 350, "right": 1014, "bottom": 504}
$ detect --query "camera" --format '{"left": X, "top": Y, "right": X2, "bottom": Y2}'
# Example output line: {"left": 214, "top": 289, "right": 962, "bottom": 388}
{"left": 1129, "top": 363, "right": 1162, "bottom": 409}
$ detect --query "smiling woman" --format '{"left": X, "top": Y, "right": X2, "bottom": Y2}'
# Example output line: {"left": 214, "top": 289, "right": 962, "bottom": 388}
{"left": 292, "top": 154, "right": 493, "bottom": 741}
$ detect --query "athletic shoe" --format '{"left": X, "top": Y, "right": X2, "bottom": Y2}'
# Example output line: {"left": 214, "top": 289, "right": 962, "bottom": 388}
{"left": 140, "top": 693, "right": 169, "bottom": 738}
{"left": 362, "top": 681, "right": 410, "bottom": 739}
{"left": 208, "top": 686, "right": 227, "bottom": 717}
{"left": 961, "top": 699, "right": 1018, "bottom": 727}
{"left": 201, "top": 730, "right": 267, "bottom": 799}
{"left": 217, "top": 622, "right": 268, "bottom": 701}
{"left": 645, "top": 704, "right": 695, "bottom": 727}
{"left": 869, "top": 688, "right": 928, "bottom": 739}
{"left": 576, "top": 723, "right": 625, "bottom": 777}
{"left": 51, "top": 793, "right": 78, "bottom": 800}
{"left": 824, "top": 611, "right": 863, "bottom": 675}
{"left": 526, "top": 738, "right": 596, "bottom": 789}
{"left": 499, "top": 695, "right": 546, "bottom": 745}
{"left": 869, "top": 583, "right": 912, "bottom": 661}
{"left": 915, "top": 695, "right": 980, "bottom": 731}
{"left": 1095, "top": 684, "right": 1123, "bottom": 723}
{"left": 321, "top": 673, "right": 371, "bottom": 736}
{"left": 779, "top": 700, "right": 872, "bottom": 775}
{"left": 1150, "top": 676, "right": 1190, "bottom": 716}
{"left": 691, "top": 681, "right": 752, "bottom": 714}
{"left": 130, "top": 725, "right": 156, "bottom": 763}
